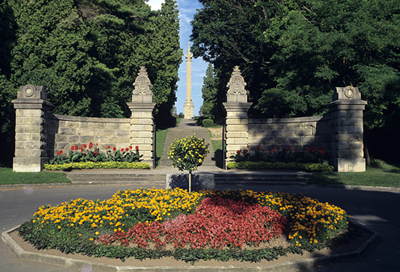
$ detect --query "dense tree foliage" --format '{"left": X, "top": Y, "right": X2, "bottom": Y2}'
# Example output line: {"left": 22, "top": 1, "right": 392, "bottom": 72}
{"left": 0, "top": 0, "right": 182, "bottom": 164}
{"left": 201, "top": 63, "right": 219, "bottom": 117}
{"left": 191, "top": 0, "right": 400, "bottom": 131}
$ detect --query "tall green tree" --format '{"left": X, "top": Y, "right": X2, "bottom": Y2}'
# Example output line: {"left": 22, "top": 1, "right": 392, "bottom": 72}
{"left": 0, "top": 0, "right": 182, "bottom": 164}
{"left": 201, "top": 63, "right": 219, "bottom": 117}
{"left": 191, "top": 0, "right": 400, "bottom": 130}
{"left": 144, "top": 0, "right": 183, "bottom": 127}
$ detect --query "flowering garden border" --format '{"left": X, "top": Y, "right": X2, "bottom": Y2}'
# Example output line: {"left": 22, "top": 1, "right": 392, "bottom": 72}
{"left": 229, "top": 145, "right": 333, "bottom": 172}
{"left": 17, "top": 188, "right": 357, "bottom": 263}
{"left": 45, "top": 143, "right": 149, "bottom": 170}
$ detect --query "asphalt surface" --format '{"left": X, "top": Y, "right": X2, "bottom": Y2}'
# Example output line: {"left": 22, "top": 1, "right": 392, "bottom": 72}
{"left": 1, "top": 183, "right": 399, "bottom": 272}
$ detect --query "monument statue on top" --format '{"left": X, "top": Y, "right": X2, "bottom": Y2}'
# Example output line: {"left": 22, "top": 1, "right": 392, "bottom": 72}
{"left": 184, "top": 42, "right": 194, "bottom": 119}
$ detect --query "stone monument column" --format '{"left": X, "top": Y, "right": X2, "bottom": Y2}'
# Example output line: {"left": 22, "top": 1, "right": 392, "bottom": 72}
{"left": 127, "top": 66, "right": 156, "bottom": 166}
{"left": 184, "top": 42, "right": 194, "bottom": 119}
{"left": 12, "top": 85, "right": 52, "bottom": 172}
{"left": 329, "top": 86, "right": 367, "bottom": 172}
{"left": 223, "top": 66, "right": 252, "bottom": 164}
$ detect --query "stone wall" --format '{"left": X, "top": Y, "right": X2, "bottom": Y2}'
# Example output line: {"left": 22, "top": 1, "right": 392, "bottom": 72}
{"left": 47, "top": 114, "right": 130, "bottom": 156}
{"left": 247, "top": 115, "right": 331, "bottom": 151}
{"left": 13, "top": 66, "right": 156, "bottom": 172}
{"left": 223, "top": 66, "right": 367, "bottom": 172}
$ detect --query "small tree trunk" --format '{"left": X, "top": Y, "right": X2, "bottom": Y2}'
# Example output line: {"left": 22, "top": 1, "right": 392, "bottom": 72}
{"left": 188, "top": 171, "right": 192, "bottom": 192}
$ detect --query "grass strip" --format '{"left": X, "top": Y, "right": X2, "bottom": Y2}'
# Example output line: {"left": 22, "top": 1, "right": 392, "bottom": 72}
{"left": 0, "top": 167, "right": 71, "bottom": 185}
{"left": 155, "top": 128, "right": 168, "bottom": 167}
{"left": 309, "top": 163, "right": 400, "bottom": 188}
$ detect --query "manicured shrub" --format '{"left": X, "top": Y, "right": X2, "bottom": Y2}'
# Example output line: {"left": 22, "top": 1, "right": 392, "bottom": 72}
{"left": 44, "top": 161, "right": 150, "bottom": 171}
{"left": 226, "top": 161, "right": 334, "bottom": 172}
{"left": 202, "top": 119, "right": 214, "bottom": 127}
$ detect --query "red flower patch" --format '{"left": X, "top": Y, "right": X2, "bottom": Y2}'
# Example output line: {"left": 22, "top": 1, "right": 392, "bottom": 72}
{"left": 98, "top": 197, "right": 287, "bottom": 250}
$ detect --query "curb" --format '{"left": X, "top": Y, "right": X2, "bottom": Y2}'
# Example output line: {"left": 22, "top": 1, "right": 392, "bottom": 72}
{"left": 2, "top": 221, "right": 379, "bottom": 272}
{"left": 309, "top": 184, "right": 400, "bottom": 193}
{"left": 0, "top": 183, "right": 72, "bottom": 190}
{"left": 2, "top": 183, "right": 400, "bottom": 193}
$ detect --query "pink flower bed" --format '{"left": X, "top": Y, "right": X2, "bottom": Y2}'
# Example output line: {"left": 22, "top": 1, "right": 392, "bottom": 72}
{"left": 98, "top": 196, "right": 287, "bottom": 249}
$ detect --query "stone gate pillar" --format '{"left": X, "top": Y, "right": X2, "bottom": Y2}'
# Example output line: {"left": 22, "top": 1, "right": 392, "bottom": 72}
{"left": 12, "top": 85, "right": 52, "bottom": 172}
{"left": 127, "top": 67, "right": 156, "bottom": 166}
{"left": 329, "top": 86, "right": 367, "bottom": 172}
{"left": 223, "top": 66, "right": 252, "bottom": 164}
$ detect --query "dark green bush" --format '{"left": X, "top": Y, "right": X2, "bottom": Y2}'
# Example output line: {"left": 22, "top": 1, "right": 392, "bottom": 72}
{"left": 202, "top": 119, "right": 214, "bottom": 127}
{"left": 227, "top": 161, "right": 334, "bottom": 172}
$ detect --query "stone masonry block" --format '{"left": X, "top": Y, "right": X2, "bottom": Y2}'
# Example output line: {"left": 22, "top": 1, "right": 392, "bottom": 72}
{"left": 59, "top": 127, "right": 76, "bottom": 135}
{"left": 348, "top": 142, "right": 364, "bottom": 150}
{"left": 271, "top": 130, "right": 285, "bottom": 137}
{"left": 138, "top": 131, "right": 153, "bottom": 138}
{"left": 68, "top": 136, "right": 79, "bottom": 143}
{"left": 228, "top": 131, "right": 249, "bottom": 138}
{"left": 139, "top": 119, "right": 153, "bottom": 125}
{"left": 79, "top": 122, "right": 89, "bottom": 128}
{"left": 19, "top": 109, "right": 44, "bottom": 117}
{"left": 332, "top": 126, "right": 349, "bottom": 134}
{"left": 130, "top": 125, "right": 146, "bottom": 131}
{"left": 129, "top": 131, "right": 140, "bottom": 138}
{"left": 16, "top": 117, "right": 41, "bottom": 126}
{"left": 77, "top": 128, "right": 94, "bottom": 136}
{"left": 115, "top": 130, "right": 130, "bottom": 137}
{"left": 315, "top": 127, "right": 331, "bottom": 135}
{"left": 130, "top": 112, "right": 143, "bottom": 118}
{"left": 94, "top": 137, "right": 109, "bottom": 145}
{"left": 348, "top": 126, "right": 363, "bottom": 134}
{"left": 64, "top": 121, "right": 80, "bottom": 128}
{"left": 55, "top": 134, "right": 68, "bottom": 142}
{"left": 15, "top": 149, "right": 45, "bottom": 157}
{"left": 337, "top": 149, "right": 363, "bottom": 158}
{"left": 334, "top": 134, "right": 363, "bottom": 142}
{"left": 15, "top": 133, "right": 32, "bottom": 141}
{"left": 330, "top": 158, "right": 365, "bottom": 172}
{"left": 95, "top": 123, "right": 106, "bottom": 129}
{"left": 333, "top": 118, "right": 363, "bottom": 127}
{"left": 79, "top": 136, "right": 94, "bottom": 143}
{"left": 226, "top": 119, "right": 241, "bottom": 125}
{"left": 131, "top": 138, "right": 152, "bottom": 144}
{"left": 248, "top": 130, "right": 271, "bottom": 138}
{"left": 347, "top": 111, "right": 363, "bottom": 118}
{"left": 226, "top": 125, "right": 248, "bottom": 132}
{"left": 300, "top": 136, "right": 316, "bottom": 145}
{"left": 15, "top": 125, "right": 39, "bottom": 134}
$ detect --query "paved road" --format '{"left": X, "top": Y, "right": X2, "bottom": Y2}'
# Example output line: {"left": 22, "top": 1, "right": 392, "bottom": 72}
{"left": 1, "top": 184, "right": 399, "bottom": 272}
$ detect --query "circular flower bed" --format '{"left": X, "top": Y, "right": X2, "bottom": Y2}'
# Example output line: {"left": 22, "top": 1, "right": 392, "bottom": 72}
{"left": 18, "top": 188, "right": 349, "bottom": 263}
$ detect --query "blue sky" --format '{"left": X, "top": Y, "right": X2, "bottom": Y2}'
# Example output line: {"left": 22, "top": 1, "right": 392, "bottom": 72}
{"left": 147, "top": 0, "right": 208, "bottom": 116}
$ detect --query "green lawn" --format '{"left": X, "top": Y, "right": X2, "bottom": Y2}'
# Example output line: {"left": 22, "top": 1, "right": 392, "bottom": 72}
{"left": 308, "top": 160, "right": 400, "bottom": 188}
{"left": 0, "top": 167, "right": 71, "bottom": 186}
{"left": 155, "top": 128, "right": 168, "bottom": 167}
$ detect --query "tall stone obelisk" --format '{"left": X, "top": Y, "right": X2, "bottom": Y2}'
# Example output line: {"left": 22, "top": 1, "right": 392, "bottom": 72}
{"left": 184, "top": 42, "right": 194, "bottom": 119}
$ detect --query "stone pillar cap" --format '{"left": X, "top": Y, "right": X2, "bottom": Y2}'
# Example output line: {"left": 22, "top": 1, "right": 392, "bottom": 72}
{"left": 333, "top": 86, "right": 362, "bottom": 101}
{"left": 226, "top": 66, "right": 249, "bottom": 103}
{"left": 132, "top": 66, "right": 153, "bottom": 103}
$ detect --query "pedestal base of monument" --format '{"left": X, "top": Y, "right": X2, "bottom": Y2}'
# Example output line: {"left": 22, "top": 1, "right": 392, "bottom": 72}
{"left": 13, "top": 157, "right": 48, "bottom": 172}
{"left": 330, "top": 158, "right": 366, "bottom": 172}
{"left": 166, "top": 174, "right": 215, "bottom": 191}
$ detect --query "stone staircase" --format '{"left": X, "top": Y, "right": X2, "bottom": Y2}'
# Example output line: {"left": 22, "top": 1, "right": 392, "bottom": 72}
{"left": 66, "top": 170, "right": 311, "bottom": 187}
{"left": 214, "top": 172, "right": 311, "bottom": 187}
{"left": 66, "top": 171, "right": 166, "bottom": 186}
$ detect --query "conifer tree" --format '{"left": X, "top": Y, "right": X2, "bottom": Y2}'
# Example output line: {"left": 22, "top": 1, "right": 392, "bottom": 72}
{"left": 201, "top": 63, "right": 219, "bottom": 117}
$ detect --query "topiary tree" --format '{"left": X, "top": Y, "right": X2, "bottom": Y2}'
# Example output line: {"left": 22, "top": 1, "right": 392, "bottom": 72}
{"left": 168, "top": 135, "right": 209, "bottom": 192}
